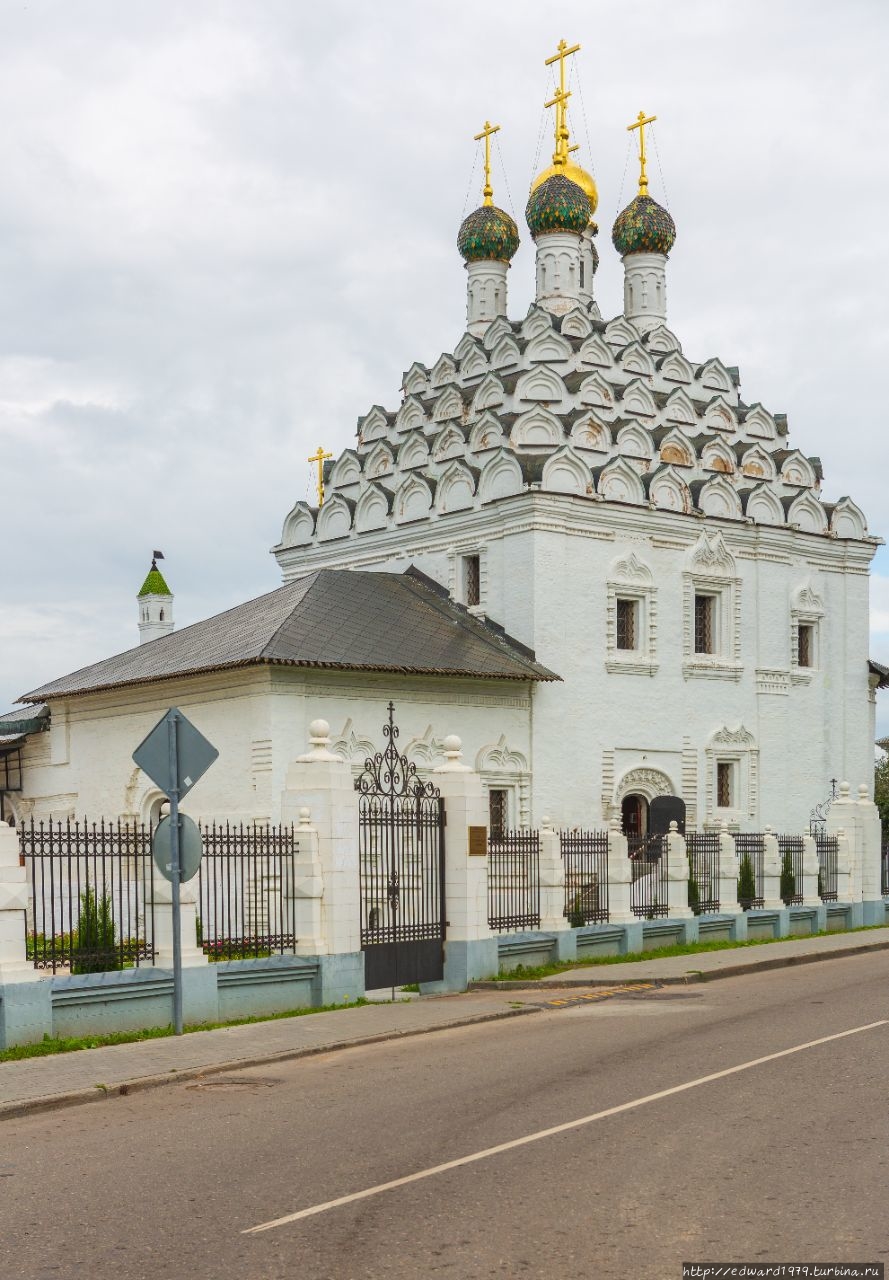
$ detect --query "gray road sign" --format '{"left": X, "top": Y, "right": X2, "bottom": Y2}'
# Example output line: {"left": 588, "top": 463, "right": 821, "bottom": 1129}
{"left": 132, "top": 707, "right": 219, "bottom": 800}
{"left": 152, "top": 814, "right": 203, "bottom": 883}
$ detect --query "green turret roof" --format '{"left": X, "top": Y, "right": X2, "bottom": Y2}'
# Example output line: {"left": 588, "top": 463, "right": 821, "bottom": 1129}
{"left": 138, "top": 560, "right": 172, "bottom": 598}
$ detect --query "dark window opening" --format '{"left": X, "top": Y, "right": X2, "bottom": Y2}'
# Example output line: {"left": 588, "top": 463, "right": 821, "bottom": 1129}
{"left": 797, "top": 624, "right": 813, "bottom": 668}
{"left": 717, "top": 761, "right": 733, "bottom": 808}
{"left": 489, "top": 789, "right": 508, "bottom": 840}
{"left": 694, "top": 594, "right": 715, "bottom": 654}
{"left": 464, "top": 554, "right": 481, "bottom": 607}
{"left": 616, "top": 598, "right": 637, "bottom": 650}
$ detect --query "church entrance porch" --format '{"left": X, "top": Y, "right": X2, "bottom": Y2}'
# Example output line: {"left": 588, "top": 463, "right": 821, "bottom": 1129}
{"left": 355, "top": 704, "right": 446, "bottom": 991}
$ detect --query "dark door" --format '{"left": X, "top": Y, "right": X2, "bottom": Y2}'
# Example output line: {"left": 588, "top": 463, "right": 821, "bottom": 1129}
{"left": 649, "top": 795, "right": 686, "bottom": 836}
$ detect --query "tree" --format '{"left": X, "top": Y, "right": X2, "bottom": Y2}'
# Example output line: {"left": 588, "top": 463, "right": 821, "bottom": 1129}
{"left": 780, "top": 849, "right": 796, "bottom": 905}
{"left": 737, "top": 854, "right": 756, "bottom": 910}
{"left": 71, "top": 881, "right": 120, "bottom": 974}
{"left": 875, "top": 753, "right": 889, "bottom": 843}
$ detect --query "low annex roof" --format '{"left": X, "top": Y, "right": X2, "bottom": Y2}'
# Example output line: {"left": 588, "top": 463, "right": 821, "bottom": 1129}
{"left": 20, "top": 568, "right": 559, "bottom": 703}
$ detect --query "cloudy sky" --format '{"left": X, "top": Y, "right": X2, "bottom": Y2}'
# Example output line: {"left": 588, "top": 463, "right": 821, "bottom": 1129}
{"left": 1, "top": 0, "right": 886, "bottom": 734}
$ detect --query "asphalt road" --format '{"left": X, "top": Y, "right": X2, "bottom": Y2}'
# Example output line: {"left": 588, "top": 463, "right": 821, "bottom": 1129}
{"left": 3, "top": 953, "right": 889, "bottom": 1280}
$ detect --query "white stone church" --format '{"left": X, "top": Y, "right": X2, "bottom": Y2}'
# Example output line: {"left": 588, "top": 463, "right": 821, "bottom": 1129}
{"left": 3, "top": 57, "right": 884, "bottom": 838}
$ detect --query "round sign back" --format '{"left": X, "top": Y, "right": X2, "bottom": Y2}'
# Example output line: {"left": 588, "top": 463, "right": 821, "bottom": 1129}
{"left": 152, "top": 814, "right": 203, "bottom": 883}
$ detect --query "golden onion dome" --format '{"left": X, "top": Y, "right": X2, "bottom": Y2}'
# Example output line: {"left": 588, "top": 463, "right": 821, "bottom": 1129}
{"left": 530, "top": 159, "right": 598, "bottom": 218}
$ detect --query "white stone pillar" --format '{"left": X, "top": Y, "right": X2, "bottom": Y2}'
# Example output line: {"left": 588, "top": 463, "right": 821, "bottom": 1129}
{"left": 856, "top": 782, "right": 883, "bottom": 908}
{"left": 762, "top": 827, "right": 784, "bottom": 910}
{"left": 578, "top": 226, "right": 598, "bottom": 311}
{"left": 466, "top": 260, "right": 509, "bottom": 337}
{"left": 428, "top": 735, "right": 498, "bottom": 989}
{"left": 606, "top": 819, "right": 635, "bottom": 924}
{"left": 828, "top": 782, "right": 863, "bottom": 902}
{"left": 622, "top": 252, "right": 667, "bottom": 332}
{"left": 717, "top": 821, "right": 742, "bottom": 916}
{"left": 0, "top": 823, "right": 38, "bottom": 984}
{"left": 538, "top": 818, "right": 569, "bottom": 935}
{"left": 801, "top": 835, "right": 821, "bottom": 907}
{"left": 535, "top": 231, "right": 583, "bottom": 314}
{"left": 152, "top": 869, "right": 208, "bottom": 969}
{"left": 290, "top": 807, "right": 325, "bottom": 956}
{"left": 666, "top": 822, "right": 693, "bottom": 920}
{"left": 280, "top": 719, "right": 361, "bottom": 959}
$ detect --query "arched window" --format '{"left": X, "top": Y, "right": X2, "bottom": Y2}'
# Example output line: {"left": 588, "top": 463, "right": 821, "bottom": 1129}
{"left": 159, "top": 609, "right": 165, "bottom": 621}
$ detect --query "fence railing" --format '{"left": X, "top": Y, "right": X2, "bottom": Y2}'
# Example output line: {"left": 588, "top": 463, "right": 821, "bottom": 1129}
{"left": 777, "top": 834, "right": 805, "bottom": 906}
{"left": 488, "top": 830, "right": 540, "bottom": 933}
{"left": 196, "top": 822, "right": 298, "bottom": 960}
{"left": 560, "top": 830, "right": 609, "bottom": 924}
{"left": 628, "top": 833, "right": 668, "bottom": 919}
{"left": 815, "top": 833, "right": 838, "bottom": 902}
{"left": 686, "top": 832, "right": 721, "bottom": 914}
{"left": 19, "top": 818, "right": 156, "bottom": 974}
{"left": 883, "top": 845, "right": 889, "bottom": 897}
{"left": 733, "top": 832, "right": 765, "bottom": 910}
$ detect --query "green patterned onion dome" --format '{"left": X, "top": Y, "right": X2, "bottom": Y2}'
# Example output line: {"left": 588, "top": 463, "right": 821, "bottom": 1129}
{"left": 457, "top": 204, "right": 520, "bottom": 263}
{"left": 611, "top": 194, "right": 676, "bottom": 256}
{"left": 525, "top": 174, "right": 591, "bottom": 238}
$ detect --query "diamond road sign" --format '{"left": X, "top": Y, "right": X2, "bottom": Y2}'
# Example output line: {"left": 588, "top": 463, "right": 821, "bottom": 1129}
{"left": 132, "top": 708, "right": 218, "bottom": 800}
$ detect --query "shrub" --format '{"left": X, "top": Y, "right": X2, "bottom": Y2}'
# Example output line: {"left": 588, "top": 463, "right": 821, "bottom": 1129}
{"left": 737, "top": 854, "right": 756, "bottom": 910}
{"left": 71, "top": 882, "right": 120, "bottom": 975}
{"left": 780, "top": 850, "right": 796, "bottom": 905}
{"left": 688, "top": 875, "right": 701, "bottom": 916}
{"left": 567, "top": 894, "right": 586, "bottom": 929}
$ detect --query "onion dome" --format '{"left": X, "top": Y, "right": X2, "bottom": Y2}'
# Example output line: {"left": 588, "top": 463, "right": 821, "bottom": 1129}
{"left": 611, "top": 193, "right": 676, "bottom": 257}
{"left": 530, "top": 159, "right": 598, "bottom": 220}
{"left": 457, "top": 204, "right": 520, "bottom": 263}
{"left": 525, "top": 174, "right": 591, "bottom": 238}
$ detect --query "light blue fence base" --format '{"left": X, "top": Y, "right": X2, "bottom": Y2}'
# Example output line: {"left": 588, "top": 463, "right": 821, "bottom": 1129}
{"left": 861, "top": 900, "right": 884, "bottom": 927}
{"left": 421, "top": 938, "right": 499, "bottom": 994}
{"left": 0, "top": 980, "right": 53, "bottom": 1050}
{"left": 698, "top": 913, "right": 748, "bottom": 943}
{"left": 0, "top": 952, "right": 365, "bottom": 1049}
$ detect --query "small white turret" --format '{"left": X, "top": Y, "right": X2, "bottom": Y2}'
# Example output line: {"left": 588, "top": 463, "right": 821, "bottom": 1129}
{"left": 137, "top": 551, "right": 174, "bottom": 644}
{"left": 457, "top": 121, "right": 520, "bottom": 338}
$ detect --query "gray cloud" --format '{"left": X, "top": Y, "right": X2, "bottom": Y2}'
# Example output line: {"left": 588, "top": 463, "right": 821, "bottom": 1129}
{"left": 1, "top": 0, "right": 886, "bottom": 734}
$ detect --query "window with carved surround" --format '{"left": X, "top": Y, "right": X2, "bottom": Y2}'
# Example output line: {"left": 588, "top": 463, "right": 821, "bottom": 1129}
{"left": 605, "top": 551, "right": 658, "bottom": 676}
{"left": 705, "top": 726, "right": 759, "bottom": 824}
{"left": 682, "top": 530, "right": 742, "bottom": 681}
{"left": 790, "top": 582, "right": 824, "bottom": 685}
{"left": 449, "top": 545, "right": 488, "bottom": 615}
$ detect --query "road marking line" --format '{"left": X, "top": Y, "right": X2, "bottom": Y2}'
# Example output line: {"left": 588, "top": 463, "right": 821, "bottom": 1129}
{"left": 243, "top": 1019, "right": 887, "bottom": 1235}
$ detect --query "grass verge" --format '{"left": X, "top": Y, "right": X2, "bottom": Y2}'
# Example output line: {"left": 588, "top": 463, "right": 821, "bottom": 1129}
{"left": 492, "top": 923, "right": 889, "bottom": 982}
{"left": 0, "top": 997, "right": 368, "bottom": 1065}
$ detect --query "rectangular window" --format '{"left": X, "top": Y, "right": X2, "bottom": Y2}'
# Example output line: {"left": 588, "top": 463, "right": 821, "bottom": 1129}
{"left": 489, "top": 789, "right": 508, "bottom": 839}
{"left": 694, "top": 594, "right": 715, "bottom": 654}
{"left": 463, "top": 554, "right": 481, "bottom": 607}
{"left": 797, "top": 624, "right": 814, "bottom": 668}
{"left": 717, "top": 761, "right": 733, "bottom": 808}
{"left": 616, "top": 598, "right": 637, "bottom": 651}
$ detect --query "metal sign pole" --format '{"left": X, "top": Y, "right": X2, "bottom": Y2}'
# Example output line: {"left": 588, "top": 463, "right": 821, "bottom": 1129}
{"left": 167, "top": 711, "right": 183, "bottom": 1035}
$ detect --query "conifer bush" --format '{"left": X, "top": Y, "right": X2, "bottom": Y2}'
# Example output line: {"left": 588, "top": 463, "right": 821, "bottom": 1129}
{"left": 71, "top": 882, "right": 120, "bottom": 974}
{"left": 737, "top": 854, "right": 756, "bottom": 910}
{"left": 780, "top": 849, "right": 796, "bottom": 905}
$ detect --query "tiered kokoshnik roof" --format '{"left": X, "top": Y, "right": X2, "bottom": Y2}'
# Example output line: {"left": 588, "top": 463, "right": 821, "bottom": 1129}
{"left": 277, "top": 302, "right": 869, "bottom": 554}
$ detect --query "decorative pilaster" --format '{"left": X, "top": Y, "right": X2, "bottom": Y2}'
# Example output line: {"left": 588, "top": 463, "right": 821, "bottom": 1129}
{"left": 534, "top": 231, "right": 584, "bottom": 314}
{"left": 465, "top": 260, "right": 510, "bottom": 336}
{"left": 621, "top": 252, "right": 668, "bottom": 331}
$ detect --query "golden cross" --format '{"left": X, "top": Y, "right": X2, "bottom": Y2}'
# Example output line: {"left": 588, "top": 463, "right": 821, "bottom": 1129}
{"left": 627, "top": 110, "right": 657, "bottom": 197}
{"left": 544, "top": 39, "right": 581, "bottom": 166}
{"left": 308, "top": 444, "right": 333, "bottom": 507}
{"left": 473, "top": 120, "right": 500, "bottom": 206}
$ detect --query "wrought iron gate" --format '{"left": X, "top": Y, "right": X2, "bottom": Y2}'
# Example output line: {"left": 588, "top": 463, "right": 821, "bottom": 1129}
{"left": 355, "top": 704, "right": 446, "bottom": 990}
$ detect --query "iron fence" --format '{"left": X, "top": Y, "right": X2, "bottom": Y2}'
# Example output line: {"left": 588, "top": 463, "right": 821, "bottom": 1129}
{"left": 733, "top": 832, "right": 765, "bottom": 910}
{"left": 686, "top": 832, "right": 721, "bottom": 914}
{"left": 560, "top": 830, "right": 609, "bottom": 924}
{"left": 815, "top": 833, "right": 838, "bottom": 902}
{"left": 628, "top": 833, "right": 668, "bottom": 919}
{"left": 19, "top": 817, "right": 156, "bottom": 974}
{"left": 196, "top": 822, "right": 298, "bottom": 961}
{"left": 777, "top": 834, "right": 805, "bottom": 906}
{"left": 883, "top": 845, "right": 889, "bottom": 898}
{"left": 488, "top": 830, "right": 540, "bottom": 933}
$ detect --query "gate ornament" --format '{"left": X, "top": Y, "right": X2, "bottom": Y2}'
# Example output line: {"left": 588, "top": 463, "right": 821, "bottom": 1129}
{"left": 354, "top": 703, "right": 440, "bottom": 799}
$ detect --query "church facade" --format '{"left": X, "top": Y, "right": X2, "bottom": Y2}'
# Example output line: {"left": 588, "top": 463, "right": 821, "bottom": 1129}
{"left": 4, "top": 45, "right": 882, "bottom": 836}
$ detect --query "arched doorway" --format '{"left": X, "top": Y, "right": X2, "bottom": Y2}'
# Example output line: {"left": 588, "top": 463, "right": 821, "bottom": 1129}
{"left": 621, "top": 793, "right": 648, "bottom": 837}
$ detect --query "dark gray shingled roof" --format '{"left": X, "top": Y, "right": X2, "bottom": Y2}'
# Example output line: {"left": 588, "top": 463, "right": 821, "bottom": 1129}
{"left": 20, "top": 568, "right": 559, "bottom": 703}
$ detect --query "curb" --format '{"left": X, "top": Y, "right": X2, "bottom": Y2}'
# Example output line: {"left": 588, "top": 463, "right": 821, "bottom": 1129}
{"left": 468, "top": 937, "right": 889, "bottom": 991}
{"left": 0, "top": 1005, "right": 540, "bottom": 1122}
